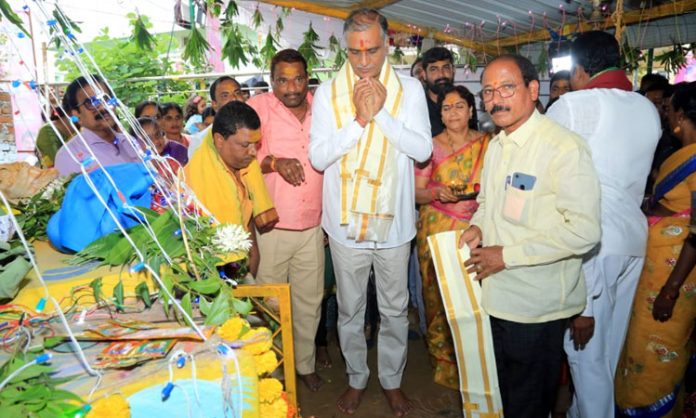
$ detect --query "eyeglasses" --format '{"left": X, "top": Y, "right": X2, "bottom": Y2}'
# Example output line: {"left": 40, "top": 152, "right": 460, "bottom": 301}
{"left": 480, "top": 83, "right": 518, "bottom": 102}
{"left": 77, "top": 94, "right": 112, "bottom": 111}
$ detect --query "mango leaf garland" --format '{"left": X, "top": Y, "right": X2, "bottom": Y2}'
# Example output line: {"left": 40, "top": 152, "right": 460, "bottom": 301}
{"left": 298, "top": 22, "right": 322, "bottom": 74}
{"left": 221, "top": 22, "right": 250, "bottom": 69}
{"left": 128, "top": 12, "right": 156, "bottom": 51}
{"left": 182, "top": 25, "right": 210, "bottom": 69}
{"left": 329, "top": 34, "right": 346, "bottom": 69}
{"left": 252, "top": 7, "right": 264, "bottom": 29}
{"left": 275, "top": 16, "right": 284, "bottom": 38}
{"left": 259, "top": 31, "right": 280, "bottom": 70}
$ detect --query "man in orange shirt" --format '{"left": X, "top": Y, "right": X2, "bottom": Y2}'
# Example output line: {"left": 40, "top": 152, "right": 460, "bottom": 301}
{"left": 248, "top": 49, "right": 325, "bottom": 392}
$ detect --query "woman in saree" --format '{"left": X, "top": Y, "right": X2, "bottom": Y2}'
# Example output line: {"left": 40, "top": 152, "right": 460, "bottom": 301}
{"left": 415, "top": 84, "right": 491, "bottom": 388}
{"left": 615, "top": 81, "right": 696, "bottom": 418}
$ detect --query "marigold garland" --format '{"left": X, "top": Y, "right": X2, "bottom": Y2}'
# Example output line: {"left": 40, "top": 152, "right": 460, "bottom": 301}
{"left": 217, "top": 316, "right": 249, "bottom": 341}
{"left": 241, "top": 327, "right": 272, "bottom": 355}
{"left": 258, "top": 378, "right": 283, "bottom": 403}
{"left": 254, "top": 350, "right": 278, "bottom": 375}
{"left": 259, "top": 396, "right": 289, "bottom": 418}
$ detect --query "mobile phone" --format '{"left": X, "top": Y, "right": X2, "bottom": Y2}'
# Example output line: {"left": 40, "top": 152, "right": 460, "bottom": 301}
{"left": 511, "top": 172, "right": 536, "bottom": 191}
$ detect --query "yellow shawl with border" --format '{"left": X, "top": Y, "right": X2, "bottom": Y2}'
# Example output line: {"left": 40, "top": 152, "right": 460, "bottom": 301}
{"left": 185, "top": 129, "right": 278, "bottom": 234}
{"left": 330, "top": 60, "right": 402, "bottom": 242}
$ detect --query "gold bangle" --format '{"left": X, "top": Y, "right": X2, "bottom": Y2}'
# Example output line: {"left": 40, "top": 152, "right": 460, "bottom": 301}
{"left": 269, "top": 155, "right": 277, "bottom": 172}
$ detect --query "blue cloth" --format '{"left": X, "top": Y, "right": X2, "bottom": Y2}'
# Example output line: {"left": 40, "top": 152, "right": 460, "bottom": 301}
{"left": 47, "top": 162, "right": 153, "bottom": 253}
{"left": 184, "top": 114, "right": 203, "bottom": 134}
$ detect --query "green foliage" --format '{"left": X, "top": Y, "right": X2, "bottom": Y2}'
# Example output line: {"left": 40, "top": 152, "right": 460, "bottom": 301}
{"left": 390, "top": 46, "right": 404, "bottom": 64}
{"left": 459, "top": 48, "right": 478, "bottom": 71}
{"left": 13, "top": 180, "right": 68, "bottom": 242}
{"left": 0, "top": 352, "right": 84, "bottom": 417}
{"left": 71, "top": 209, "right": 251, "bottom": 325}
{"left": 329, "top": 34, "right": 346, "bottom": 69}
{"left": 182, "top": 26, "right": 210, "bottom": 69}
{"left": 259, "top": 31, "right": 280, "bottom": 70}
{"left": 56, "top": 28, "right": 190, "bottom": 107}
{"left": 275, "top": 17, "right": 284, "bottom": 39}
{"left": 49, "top": 6, "right": 82, "bottom": 51}
{"left": 654, "top": 43, "right": 695, "bottom": 74}
{"left": 252, "top": 7, "right": 264, "bottom": 29}
{"left": 128, "top": 13, "right": 156, "bottom": 51}
{"left": 0, "top": 0, "right": 28, "bottom": 36}
{"left": 299, "top": 22, "right": 322, "bottom": 74}
{"left": 221, "top": 22, "right": 251, "bottom": 69}
{"left": 536, "top": 47, "right": 548, "bottom": 78}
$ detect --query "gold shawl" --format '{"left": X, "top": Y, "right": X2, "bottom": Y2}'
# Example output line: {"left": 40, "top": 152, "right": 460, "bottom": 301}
{"left": 185, "top": 129, "right": 278, "bottom": 234}
{"left": 330, "top": 60, "right": 402, "bottom": 242}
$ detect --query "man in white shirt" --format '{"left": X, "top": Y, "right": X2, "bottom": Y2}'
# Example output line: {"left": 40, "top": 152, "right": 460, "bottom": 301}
{"left": 546, "top": 31, "right": 661, "bottom": 418}
{"left": 309, "top": 8, "right": 431, "bottom": 417}
{"left": 187, "top": 76, "right": 246, "bottom": 159}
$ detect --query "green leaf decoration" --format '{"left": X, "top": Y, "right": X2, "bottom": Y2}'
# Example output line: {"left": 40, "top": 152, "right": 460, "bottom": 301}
{"left": 536, "top": 47, "right": 548, "bottom": 78}
{"left": 182, "top": 26, "right": 210, "bottom": 69}
{"left": 654, "top": 43, "right": 687, "bottom": 74}
{"left": 231, "top": 297, "right": 253, "bottom": 316}
{"left": 188, "top": 278, "right": 222, "bottom": 295}
{"left": 259, "top": 31, "right": 280, "bottom": 70}
{"left": 221, "top": 23, "right": 250, "bottom": 69}
{"left": 281, "top": 7, "right": 292, "bottom": 18}
{"left": 90, "top": 278, "right": 103, "bottom": 304}
{"left": 113, "top": 280, "right": 124, "bottom": 311}
{"left": 199, "top": 296, "right": 212, "bottom": 316}
{"left": 136, "top": 281, "right": 152, "bottom": 308}
{"left": 181, "top": 292, "right": 193, "bottom": 325}
{"left": 49, "top": 6, "right": 82, "bottom": 50}
{"left": 0, "top": 0, "right": 29, "bottom": 37}
{"left": 0, "top": 353, "right": 84, "bottom": 416}
{"left": 298, "top": 22, "right": 322, "bottom": 74}
{"left": 275, "top": 16, "right": 284, "bottom": 38}
{"left": 252, "top": 7, "right": 264, "bottom": 29}
{"left": 224, "top": 1, "right": 239, "bottom": 20}
{"left": 128, "top": 13, "right": 156, "bottom": 51}
{"left": 391, "top": 46, "right": 404, "bottom": 64}
{"left": 329, "top": 34, "right": 346, "bottom": 69}
{"left": 204, "top": 291, "right": 231, "bottom": 326}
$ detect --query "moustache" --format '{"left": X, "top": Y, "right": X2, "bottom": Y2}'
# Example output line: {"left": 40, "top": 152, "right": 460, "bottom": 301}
{"left": 490, "top": 105, "right": 511, "bottom": 115}
{"left": 435, "top": 77, "right": 450, "bottom": 85}
{"left": 94, "top": 111, "right": 111, "bottom": 120}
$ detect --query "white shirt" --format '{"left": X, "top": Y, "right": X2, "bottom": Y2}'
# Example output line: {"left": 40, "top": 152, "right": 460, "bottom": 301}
{"left": 547, "top": 89, "right": 660, "bottom": 257}
{"left": 309, "top": 74, "right": 432, "bottom": 249}
{"left": 187, "top": 126, "right": 210, "bottom": 160}
{"left": 547, "top": 89, "right": 660, "bottom": 315}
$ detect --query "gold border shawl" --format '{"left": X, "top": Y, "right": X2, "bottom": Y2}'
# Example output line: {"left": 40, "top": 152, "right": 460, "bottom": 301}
{"left": 185, "top": 129, "right": 278, "bottom": 234}
{"left": 427, "top": 230, "right": 504, "bottom": 418}
{"left": 330, "top": 61, "right": 403, "bottom": 242}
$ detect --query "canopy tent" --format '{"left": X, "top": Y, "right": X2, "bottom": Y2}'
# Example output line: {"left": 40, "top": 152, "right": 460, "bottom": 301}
{"left": 254, "top": 0, "right": 696, "bottom": 52}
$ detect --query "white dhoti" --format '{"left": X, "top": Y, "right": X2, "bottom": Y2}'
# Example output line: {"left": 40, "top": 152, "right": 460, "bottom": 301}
{"left": 428, "top": 230, "right": 503, "bottom": 418}
{"left": 565, "top": 254, "right": 644, "bottom": 418}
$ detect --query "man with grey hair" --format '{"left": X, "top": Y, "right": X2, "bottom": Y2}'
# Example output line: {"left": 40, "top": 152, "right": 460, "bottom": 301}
{"left": 309, "top": 8, "right": 431, "bottom": 416}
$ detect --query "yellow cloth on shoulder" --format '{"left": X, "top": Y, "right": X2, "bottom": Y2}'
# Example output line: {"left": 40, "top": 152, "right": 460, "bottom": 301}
{"left": 330, "top": 60, "right": 403, "bottom": 243}
{"left": 185, "top": 128, "right": 278, "bottom": 242}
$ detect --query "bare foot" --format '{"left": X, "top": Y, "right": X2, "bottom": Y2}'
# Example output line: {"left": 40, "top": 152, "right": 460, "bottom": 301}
{"left": 316, "top": 346, "right": 332, "bottom": 369}
{"left": 337, "top": 386, "right": 364, "bottom": 415}
{"left": 383, "top": 388, "right": 413, "bottom": 417}
{"left": 298, "top": 372, "right": 324, "bottom": 392}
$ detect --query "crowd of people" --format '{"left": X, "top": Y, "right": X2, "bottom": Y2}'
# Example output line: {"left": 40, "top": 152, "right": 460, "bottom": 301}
{"left": 31, "top": 7, "right": 696, "bottom": 418}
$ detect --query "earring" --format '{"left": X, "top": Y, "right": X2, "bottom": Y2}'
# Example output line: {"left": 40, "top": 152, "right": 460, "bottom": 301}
{"left": 673, "top": 125, "right": 682, "bottom": 136}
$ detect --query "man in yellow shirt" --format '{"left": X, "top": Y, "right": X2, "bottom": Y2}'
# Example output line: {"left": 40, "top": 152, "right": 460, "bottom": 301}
{"left": 459, "top": 54, "right": 601, "bottom": 418}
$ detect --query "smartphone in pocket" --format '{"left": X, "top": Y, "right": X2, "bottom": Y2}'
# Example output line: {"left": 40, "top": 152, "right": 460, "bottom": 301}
{"left": 511, "top": 172, "right": 536, "bottom": 191}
